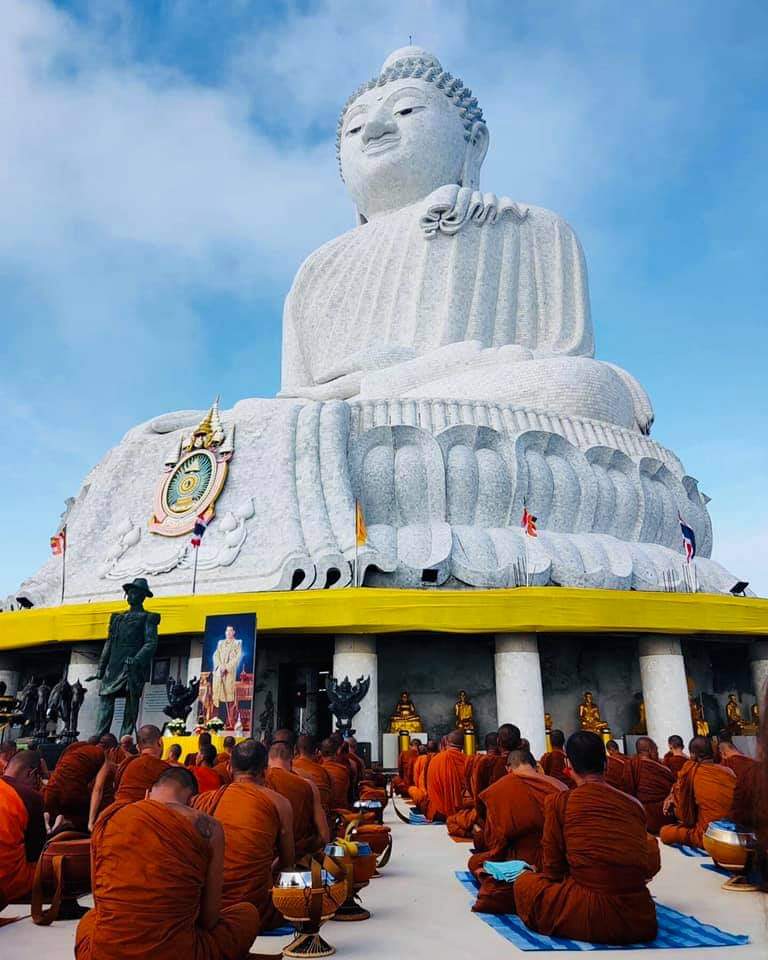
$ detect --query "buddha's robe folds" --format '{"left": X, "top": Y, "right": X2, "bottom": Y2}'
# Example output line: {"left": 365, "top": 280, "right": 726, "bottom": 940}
{"left": 293, "top": 758, "right": 333, "bottom": 818}
{"left": 114, "top": 755, "right": 170, "bottom": 803}
{"left": 76, "top": 799, "right": 258, "bottom": 960}
{"left": 540, "top": 750, "right": 572, "bottom": 788}
{"left": 44, "top": 742, "right": 105, "bottom": 829}
{"left": 663, "top": 753, "right": 688, "bottom": 777}
{"left": 625, "top": 757, "right": 675, "bottom": 834}
{"left": 515, "top": 783, "right": 660, "bottom": 944}
{"left": 426, "top": 748, "right": 468, "bottom": 822}
{"left": 659, "top": 761, "right": 736, "bottom": 848}
{"left": 266, "top": 767, "right": 320, "bottom": 858}
{"left": 0, "top": 776, "right": 45, "bottom": 903}
{"left": 321, "top": 759, "right": 351, "bottom": 810}
{"left": 729, "top": 760, "right": 759, "bottom": 828}
{"left": 605, "top": 755, "right": 630, "bottom": 792}
{"left": 194, "top": 781, "right": 283, "bottom": 931}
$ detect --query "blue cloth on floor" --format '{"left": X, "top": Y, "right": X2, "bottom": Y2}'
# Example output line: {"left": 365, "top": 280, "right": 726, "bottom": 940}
{"left": 483, "top": 860, "right": 532, "bottom": 883}
{"left": 670, "top": 843, "right": 709, "bottom": 858}
{"left": 701, "top": 862, "right": 732, "bottom": 877}
{"left": 261, "top": 924, "right": 295, "bottom": 937}
{"left": 455, "top": 871, "right": 749, "bottom": 951}
{"left": 409, "top": 810, "right": 440, "bottom": 825}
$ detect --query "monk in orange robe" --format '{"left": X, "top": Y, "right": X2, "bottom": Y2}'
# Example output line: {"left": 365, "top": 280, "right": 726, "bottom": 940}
{"left": 90, "top": 725, "right": 168, "bottom": 827}
{"left": 605, "top": 740, "right": 630, "bottom": 792}
{"left": 193, "top": 739, "right": 294, "bottom": 931}
{"left": 486, "top": 725, "right": 522, "bottom": 786}
{"left": 392, "top": 740, "right": 421, "bottom": 797}
{"left": 660, "top": 736, "right": 736, "bottom": 849}
{"left": 729, "top": 758, "right": 760, "bottom": 828}
{"left": 539, "top": 729, "right": 572, "bottom": 788}
{"left": 470, "top": 733, "right": 500, "bottom": 800}
{"left": 624, "top": 737, "right": 675, "bottom": 834}
{"left": 45, "top": 740, "right": 107, "bottom": 831}
{"left": 0, "top": 750, "right": 47, "bottom": 904}
{"left": 215, "top": 735, "right": 236, "bottom": 766}
{"left": 408, "top": 741, "right": 438, "bottom": 810}
{"left": 76, "top": 766, "right": 260, "bottom": 959}
{"left": 515, "top": 731, "right": 660, "bottom": 944}
{"left": 345, "top": 737, "right": 367, "bottom": 786}
{"left": 191, "top": 744, "right": 228, "bottom": 794}
{"left": 717, "top": 730, "right": 756, "bottom": 779}
{"left": 426, "top": 730, "right": 468, "bottom": 822}
{"left": 319, "top": 737, "right": 351, "bottom": 810}
{"left": 663, "top": 735, "right": 688, "bottom": 777}
{"left": 167, "top": 744, "right": 183, "bottom": 766}
{"left": 293, "top": 735, "right": 333, "bottom": 824}
{"left": 266, "top": 737, "right": 327, "bottom": 858}
{"left": 99, "top": 734, "right": 127, "bottom": 767}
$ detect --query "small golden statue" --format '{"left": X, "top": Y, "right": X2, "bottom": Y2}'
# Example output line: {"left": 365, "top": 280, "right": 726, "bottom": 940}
{"left": 388, "top": 691, "right": 424, "bottom": 734}
{"left": 752, "top": 703, "right": 760, "bottom": 726}
{"left": 579, "top": 692, "right": 611, "bottom": 739}
{"left": 726, "top": 694, "right": 744, "bottom": 734}
{"left": 690, "top": 697, "right": 709, "bottom": 736}
{"left": 454, "top": 690, "right": 475, "bottom": 733}
{"left": 544, "top": 712, "right": 553, "bottom": 733}
{"left": 631, "top": 695, "right": 647, "bottom": 735}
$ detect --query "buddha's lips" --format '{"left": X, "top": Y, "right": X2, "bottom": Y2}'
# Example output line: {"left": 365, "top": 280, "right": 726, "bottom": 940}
{"left": 363, "top": 135, "right": 400, "bottom": 155}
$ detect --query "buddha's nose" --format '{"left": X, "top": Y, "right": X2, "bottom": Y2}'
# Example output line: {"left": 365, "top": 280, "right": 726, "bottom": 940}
{"left": 362, "top": 105, "right": 397, "bottom": 145}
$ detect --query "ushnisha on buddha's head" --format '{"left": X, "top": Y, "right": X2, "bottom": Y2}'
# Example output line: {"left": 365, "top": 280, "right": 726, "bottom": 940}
{"left": 338, "top": 46, "right": 488, "bottom": 221}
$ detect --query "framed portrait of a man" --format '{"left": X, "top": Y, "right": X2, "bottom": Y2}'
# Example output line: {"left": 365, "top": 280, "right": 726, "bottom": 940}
{"left": 197, "top": 613, "right": 256, "bottom": 733}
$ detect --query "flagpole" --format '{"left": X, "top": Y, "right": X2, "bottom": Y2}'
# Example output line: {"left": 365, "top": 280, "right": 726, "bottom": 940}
{"left": 354, "top": 529, "right": 359, "bottom": 588}
{"left": 192, "top": 545, "right": 200, "bottom": 595}
{"left": 60, "top": 539, "right": 66, "bottom": 605}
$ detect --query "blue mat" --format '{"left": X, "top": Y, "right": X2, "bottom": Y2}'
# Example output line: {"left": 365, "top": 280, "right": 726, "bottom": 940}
{"left": 701, "top": 862, "right": 731, "bottom": 878}
{"left": 409, "top": 810, "right": 441, "bottom": 825}
{"left": 670, "top": 843, "right": 709, "bottom": 858}
{"left": 261, "top": 924, "right": 295, "bottom": 937}
{"left": 455, "top": 871, "right": 749, "bottom": 950}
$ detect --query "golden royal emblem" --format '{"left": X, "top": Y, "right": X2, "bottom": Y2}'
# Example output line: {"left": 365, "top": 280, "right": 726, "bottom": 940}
{"left": 149, "top": 398, "right": 234, "bottom": 537}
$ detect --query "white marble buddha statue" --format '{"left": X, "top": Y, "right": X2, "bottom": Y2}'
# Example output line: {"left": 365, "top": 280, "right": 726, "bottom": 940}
{"left": 281, "top": 46, "right": 653, "bottom": 435}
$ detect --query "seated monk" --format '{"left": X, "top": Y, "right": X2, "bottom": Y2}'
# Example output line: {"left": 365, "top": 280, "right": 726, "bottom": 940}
{"left": 539, "top": 729, "right": 572, "bottom": 788}
{"left": 471, "top": 733, "right": 500, "bottom": 799}
{"left": 663, "top": 735, "right": 688, "bottom": 777}
{"left": 715, "top": 730, "right": 758, "bottom": 828}
{"left": 660, "top": 736, "right": 736, "bottom": 849}
{"left": 469, "top": 749, "right": 567, "bottom": 915}
{"left": 515, "top": 731, "right": 661, "bottom": 944}
{"left": 267, "top": 733, "right": 328, "bottom": 858}
{"left": 91, "top": 724, "right": 169, "bottom": 827}
{"left": 319, "top": 737, "right": 351, "bottom": 811}
{"left": 192, "top": 744, "right": 227, "bottom": 794}
{"left": 717, "top": 730, "right": 756, "bottom": 780}
{"left": 119, "top": 735, "right": 137, "bottom": 756}
{"left": 293, "top": 735, "right": 333, "bottom": 830}
{"left": 486, "top": 725, "right": 522, "bottom": 786}
{"left": 193, "top": 739, "right": 294, "bottom": 932}
{"left": 625, "top": 737, "right": 675, "bottom": 834}
{"left": 345, "top": 737, "right": 367, "bottom": 785}
{"left": 605, "top": 740, "right": 630, "bottom": 792}
{"left": 0, "top": 750, "right": 47, "bottom": 904}
{"left": 185, "top": 731, "right": 212, "bottom": 767}
{"left": 426, "top": 730, "right": 469, "bottom": 823}
{"left": 216, "top": 735, "right": 236, "bottom": 766}
{"left": 408, "top": 740, "right": 438, "bottom": 811}
{"left": 392, "top": 739, "right": 421, "bottom": 798}
{"left": 76, "top": 766, "right": 260, "bottom": 960}
{"left": 45, "top": 739, "right": 107, "bottom": 832}
{"left": 166, "top": 744, "right": 183, "bottom": 766}
{"left": 99, "top": 734, "right": 126, "bottom": 767}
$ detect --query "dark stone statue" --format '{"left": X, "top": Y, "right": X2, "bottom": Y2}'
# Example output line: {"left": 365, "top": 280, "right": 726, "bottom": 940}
{"left": 47, "top": 672, "right": 73, "bottom": 737}
{"left": 34, "top": 679, "right": 51, "bottom": 739}
{"left": 17, "top": 677, "right": 39, "bottom": 733}
{"left": 258, "top": 690, "right": 274, "bottom": 742}
{"left": 163, "top": 675, "right": 200, "bottom": 723}
{"left": 327, "top": 675, "right": 370, "bottom": 738}
{"left": 67, "top": 680, "right": 86, "bottom": 742}
{"left": 86, "top": 577, "right": 160, "bottom": 738}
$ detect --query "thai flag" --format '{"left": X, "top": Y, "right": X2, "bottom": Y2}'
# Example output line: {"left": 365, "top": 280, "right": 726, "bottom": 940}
{"left": 50, "top": 528, "right": 66, "bottom": 556}
{"left": 191, "top": 513, "right": 209, "bottom": 548}
{"left": 678, "top": 514, "right": 696, "bottom": 563}
{"left": 521, "top": 507, "right": 538, "bottom": 538}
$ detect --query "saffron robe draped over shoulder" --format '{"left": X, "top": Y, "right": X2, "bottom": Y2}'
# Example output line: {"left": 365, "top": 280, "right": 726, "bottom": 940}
{"left": 605, "top": 755, "right": 630, "bottom": 792}
{"left": 539, "top": 750, "right": 572, "bottom": 788}
{"left": 663, "top": 753, "right": 688, "bottom": 777}
{"left": 193, "top": 781, "right": 283, "bottom": 931}
{"left": 722, "top": 753, "right": 756, "bottom": 782}
{"left": 392, "top": 748, "right": 419, "bottom": 797}
{"left": 625, "top": 756, "right": 675, "bottom": 834}
{"left": 75, "top": 799, "right": 259, "bottom": 960}
{"left": 321, "top": 759, "right": 351, "bottom": 810}
{"left": 266, "top": 767, "right": 320, "bottom": 858}
{"left": 659, "top": 761, "right": 736, "bottom": 849}
{"left": 44, "top": 742, "right": 105, "bottom": 829}
{"left": 114, "top": 755, "right": 170, "bottom": 803}
{"left": 729, "top": 759, "right": 760, "bottom": 828}
{"left": 407, "top": 754, "right": 430, "bottom": 808}
{"left": 426, "top": 749, "right": 468, "bottom": 822}
{"left": 293, "top": 758, "right": 333, "bottom": 815}
{"left": 0, "top": 777, "right": 36, "bottom": 903}
{"left": 515, "top": 782, "right": 660, "bottom": 944}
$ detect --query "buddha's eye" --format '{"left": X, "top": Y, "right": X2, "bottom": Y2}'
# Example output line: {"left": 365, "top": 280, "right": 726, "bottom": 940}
{"left": 346, "top": 124, "right": 362, "bottom": 136}
{"left": 394, "top": 104, "right": 424, "bottom": 117}
{"left": 397, "top": 107, "right": 414, "bottom": 116}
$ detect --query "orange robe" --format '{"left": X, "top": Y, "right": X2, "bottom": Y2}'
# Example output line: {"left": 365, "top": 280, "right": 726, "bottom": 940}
{"left": 266, "top": 767, "right": 320, "bottom": 858}
{"left": 659, "top": 760, "right": 736, "bottom": 848}
{"left": 471, "top": 752, "right": 500, "bottom": 800}
{"left": 193, "top": 781, "right": 283, "bottom": 931}
{"left": 722, "top": 752, "right": 756, "bottom": 782}
{"left": 425, "top": 748, "right": 468, "bottom": 822}
{"left": 625, "top": 756, "right": 675, "bottom": 834}
{"left": 407, "top": 755, "right": 430, "bottom": 807}
{"left": 191, "top": 766, "right": 225, "bottom": 795}
{"left": 321, "top": 759, "right": 350, "bottom": 810}
{"left": 114, "top": 755, "right": 170, "bottom": 803}
{"left": 293, "top": 757, "right": 333, "bottom": 815}
{"left": 392, "top": 748, "right": 419, "bottom": 797}
{"left": 44, "top": 742, "right": 105, "bottom": 830}
{"left": 540, "top": 749, "right": 572, "bottom": 788}
{"left": 76, "top": 799, "right": 259, "bottom": 959}
{"left": 605, "top": 755, "right": 630, "bottom": 792}
{"left": 0, "top": 777, "right": 36, "bottom": 903}
{"left": 729, "top": 759, "right": 759, "bottom": 828}
{"left": 515, "top": 782, "right": 661, "bottom": 944}
{"left": 663, "top": 753, "right": 688, "bottom": 777}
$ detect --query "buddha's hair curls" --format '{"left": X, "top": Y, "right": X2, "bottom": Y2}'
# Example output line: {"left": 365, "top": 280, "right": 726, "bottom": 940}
{"left": 336, "top": 54, "right": 485, "bottom": 177}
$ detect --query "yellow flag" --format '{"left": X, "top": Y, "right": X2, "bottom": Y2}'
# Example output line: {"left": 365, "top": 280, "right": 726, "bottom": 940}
{"left": 355, "top": 500, "right": 367, "bottom": 546}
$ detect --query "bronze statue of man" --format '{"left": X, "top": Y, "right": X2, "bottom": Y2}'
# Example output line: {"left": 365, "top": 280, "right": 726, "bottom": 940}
{"left": 88, "top": 578, "right": 160, "bottom": 738}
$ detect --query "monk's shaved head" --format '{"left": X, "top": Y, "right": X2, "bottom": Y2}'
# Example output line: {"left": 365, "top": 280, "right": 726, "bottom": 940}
{"left": 198, "top": 743, "right": 217, "bottom": 767}
{"left": 319, "top": 738, "right": 336, "bottom": 757}
{"left": 168, "top": 743, "right": 182, "bottom": 761}
{"left": 272, "top": 729, "right": 295, "bottom": 749}
{"left": 410, "top": 738, "right": 422, "bottom": 748}
{"left": 198, "top": 732, "right": 212, "bottom": 748}
{"left": 550, "top": 729, "right": 565, "bottom": 748}
{"left": 269, "top": 742, "right": 292, "bottom": 762}
{"left": 0, "top": 740, "right": 17, "bottom": 759}
{"left": 566, "top": 731, "right": 606, "bottom": 775}
{"left": 497, "top": 724, "right": 521, "bottom": 751}
{"left": 689, "top": 736, "right": 714, "bottom": 761}
{"left": 296, "top": 734, "right": 316, "bottom": 757}
{"left": 668, "top": 735, "right": 684, "bottom": 750}
{"left": 87, "top": 735, "right": 101, "bottom": 745}
{"left": 507, "top": 748, "right": 536, "bottom": 770}
{"left": 232, "top": 739, "right": 268, "bottom": 775}
{"left": 223, "top": 736, "right": 236, "bottom": 750}
{"left": 426, "top": 740, "right": 439, "bottom": 753}
{"left": 716, "top": 729, "right": 733, "bottom": 744}
{"left": 6, "top": 748, "right": 42, "bottom": 778}
{"left": 605, "top": 739, "right": 620, "bottom": 754}
{"left": 100, "top": 733, "right": 119, "bottom": 749}
{"left": 137, "top": 724, "right": 162, "bottom": 748}
{"left": 484, "top": 732, "right": 498, "bottom": 752}
{"left": 446, "top": 729, "right": 464, "bottom": 749}
{"left": 151, "top": 765, "right": 198, "bottom": 802}
{"left": 635, "top": 737, "right": 657, "bottom": 757}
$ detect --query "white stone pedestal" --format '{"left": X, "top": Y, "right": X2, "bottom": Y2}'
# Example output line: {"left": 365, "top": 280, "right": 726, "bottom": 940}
{"left": 382, "top": 732, "right": 400, "bottom": 770}
{"left": 495, "top": 633, "right": 546, "bottom": 759}
{"left": 333, "top": 634, "right": 379, "bottom": 761}
{"left": 638, "top": 635, "right": 693, "bottom": 750}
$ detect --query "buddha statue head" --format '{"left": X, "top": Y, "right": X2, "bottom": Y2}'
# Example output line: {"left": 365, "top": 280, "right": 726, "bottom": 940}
{"left": 337, "top": 46, "right": 489, "bottom": 222}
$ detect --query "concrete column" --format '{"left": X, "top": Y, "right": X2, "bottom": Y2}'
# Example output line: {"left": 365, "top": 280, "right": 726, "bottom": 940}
{"left": 749, "top": 641, "right": 768, "bottom": 716}
{"left": 66, "top": 645, "right": 103, "bottom": 740}
{"left": 187, "top": 638, "right": 203, "bottom": 683}
{"left": 638, "top": 635, "right": 693, "bottom": 750}
{"left": 495, "top": 633, "right": 546, "bottom": 759}
{"left": 333, "top": 635, "right": 379, "bottom": 761}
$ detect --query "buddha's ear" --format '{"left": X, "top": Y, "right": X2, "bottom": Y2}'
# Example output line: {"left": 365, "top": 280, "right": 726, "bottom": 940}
{"left": 460, "top": 122, "right": 489, "bottom": 190}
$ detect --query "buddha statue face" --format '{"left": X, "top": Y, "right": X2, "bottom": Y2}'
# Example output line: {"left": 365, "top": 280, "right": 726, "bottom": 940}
{"left": 339, "top": 48, "right": 488, "bottom": 222}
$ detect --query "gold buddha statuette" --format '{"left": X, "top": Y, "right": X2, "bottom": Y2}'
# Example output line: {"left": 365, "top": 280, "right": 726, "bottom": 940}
{"left": 455, "top": 690, "right": 475, "bottom": 733}
{"left": 578, "top": 691, "right": 611, "bottom": 739}
{"left": 690, "top": 697, "right": 709, "bottom": 736}
{"left": 388, "top": 691, "right": 424, "bottom": 734}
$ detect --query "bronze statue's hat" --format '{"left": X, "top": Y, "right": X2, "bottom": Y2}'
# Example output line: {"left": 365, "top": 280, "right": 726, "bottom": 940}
{"left": 122, "top": 577, "right": 153, "bottom": 598}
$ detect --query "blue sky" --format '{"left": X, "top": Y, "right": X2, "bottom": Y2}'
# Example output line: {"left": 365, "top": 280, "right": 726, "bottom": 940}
{"left": 1, "top": 0, "right": 766, "bottom": 598}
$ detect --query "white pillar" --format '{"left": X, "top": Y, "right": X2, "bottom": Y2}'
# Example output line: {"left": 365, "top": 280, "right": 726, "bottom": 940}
{"left": 333, "top": 635, "right": 379, "bottom": 761}
{"left": 495, "top": 633, "right": 546, "bottom": 759}
{"left": 750, "top": 641, "right": 768, "bottom": 716}
{"left": 66, "top": 645, "right": 103, "bottom": 740}
{"left": 187, "top": 638, "right": 203, "bottom": 683}
{"left": 638, "top": 635, "right": 694, "bottom": 750}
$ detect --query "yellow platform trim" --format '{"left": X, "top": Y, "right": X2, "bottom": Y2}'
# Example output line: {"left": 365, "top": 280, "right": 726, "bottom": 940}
{"left": 1, "top": 587, "right": 766, "bottom": 651}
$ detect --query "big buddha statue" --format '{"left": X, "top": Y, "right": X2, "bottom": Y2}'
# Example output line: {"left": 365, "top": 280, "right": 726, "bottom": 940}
{"left": 9, "top": 46, "right": 745, "bottom": 608}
